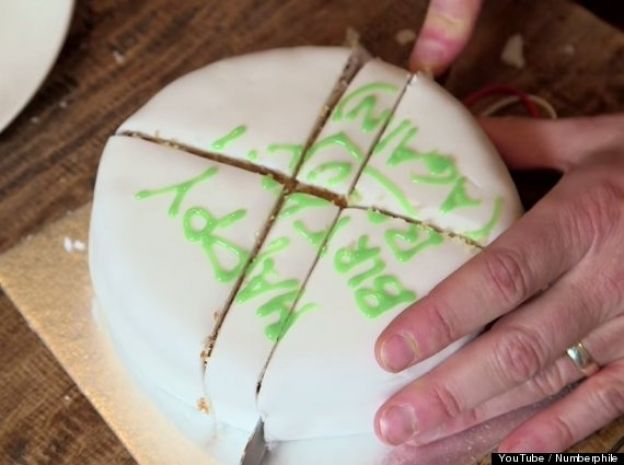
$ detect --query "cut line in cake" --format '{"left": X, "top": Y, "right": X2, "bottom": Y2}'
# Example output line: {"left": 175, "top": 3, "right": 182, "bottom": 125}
{"left": 197, "top": 46, "right": 371, "bottom": 362}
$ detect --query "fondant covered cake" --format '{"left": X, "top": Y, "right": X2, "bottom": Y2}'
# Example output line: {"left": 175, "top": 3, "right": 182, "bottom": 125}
{"left": 89, "top": 46, "right": 522, "bottom": 464}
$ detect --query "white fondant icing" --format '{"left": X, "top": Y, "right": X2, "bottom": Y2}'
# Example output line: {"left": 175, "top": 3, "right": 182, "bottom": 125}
{"left": 205, "top": 193, "right": 339, "bottom": 433}
{"left": 351, "top": 74, "right": 523, "bottom": 245}
{"left": 90, "top": 47, "right": 525, "bottom": 462}
{"left": 258, "top": 208, "right": 479, "bottom": 440}
{"left": 296, "top": 59, "right": 409, "bottom": 196}
{"left": 119, "top": 47, "right": 352, "bottom": 177}
{"left": 89, "top": 136, "right": 281, "bottom": 441}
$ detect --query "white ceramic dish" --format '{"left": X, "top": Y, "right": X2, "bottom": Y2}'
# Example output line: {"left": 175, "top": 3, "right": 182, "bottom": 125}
{"left": 0, "top": 0, "right": 74, "bottom": 132}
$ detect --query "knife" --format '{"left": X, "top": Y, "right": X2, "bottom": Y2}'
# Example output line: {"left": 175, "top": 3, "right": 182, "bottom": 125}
{"left": 240, "top": 420, "right": 268, "bottom": 465}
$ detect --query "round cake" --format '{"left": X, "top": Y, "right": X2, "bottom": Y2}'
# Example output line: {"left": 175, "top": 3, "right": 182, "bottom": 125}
{"left": 89, "top": 46, "right": 522, "bottom": 464}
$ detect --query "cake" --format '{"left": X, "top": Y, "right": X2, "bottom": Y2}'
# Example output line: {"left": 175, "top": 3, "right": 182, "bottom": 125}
{"left": 89, "top": 46, "right": 522, "bottom": 464}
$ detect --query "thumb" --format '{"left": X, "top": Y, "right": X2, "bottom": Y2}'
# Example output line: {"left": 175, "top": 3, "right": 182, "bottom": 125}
{"left": 479, "top": 115, "right": 624, "bottom": 172}
{"left": 411, "top": 0, "right": 483, "bottom": 76}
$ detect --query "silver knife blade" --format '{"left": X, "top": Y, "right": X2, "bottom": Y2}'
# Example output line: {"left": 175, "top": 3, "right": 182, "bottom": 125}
{"left": 240, "top": 420, "right": 267, "bottom": 465}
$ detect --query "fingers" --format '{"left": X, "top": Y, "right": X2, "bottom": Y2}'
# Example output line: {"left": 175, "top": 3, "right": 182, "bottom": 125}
{"left": 480, "top": 114, "right": 624, "bottom": 172}
{"left": 499, "top": 361, "right": 624, "bottom": 452}
{"left": 407, "top": 357, "right": 581, "bottom": 446}
{"left": 375, "top": 183, "right": 590, "bottom": 373}
{"left": 381, "top": 315, "right": 624, "bottom": 448}
{"left": 375, "top": 269, "right": 607, "bottom": 445}
{"left": 410, "top": 0, "right": 483, "bottom": 75}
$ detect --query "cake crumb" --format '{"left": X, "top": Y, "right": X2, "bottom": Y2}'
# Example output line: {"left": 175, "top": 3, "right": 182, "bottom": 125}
{"left": 344, "top": 27, "right": 360, "bottom": 47}
{"left": 395, "top": 28, "right": 417, "bottom": 46}
{"left": 197, "top": 397, "right": 211, "bottom": 414}
{"left": 59, "top": 100, "right": 68, "bottom": 109}
{"left": 561, "top": 43, "right": 575, "bottom": 56}
{"left": 112, "top": 49, "right": 126, "bottom": 65}
{"left": 63, "top": 237, "right": 87, "bottom": 253}
{"left": 30, "top": 116, "right": 40, "bottom": 124}
{"left": 501, "top": 33, "right": 525, "bottom": 69}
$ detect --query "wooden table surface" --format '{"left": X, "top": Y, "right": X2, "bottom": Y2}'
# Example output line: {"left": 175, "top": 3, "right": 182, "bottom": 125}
{"left": 0, "top": 1, "right": 623, "bottom": 463}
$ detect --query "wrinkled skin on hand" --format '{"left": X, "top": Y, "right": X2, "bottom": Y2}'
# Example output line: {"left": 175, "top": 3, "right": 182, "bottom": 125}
{"left": 374, "top": 114, "right": 624, "bottom": 452}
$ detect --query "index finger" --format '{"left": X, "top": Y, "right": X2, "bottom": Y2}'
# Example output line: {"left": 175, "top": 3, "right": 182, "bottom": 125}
{"left": 375, "top": 187, "right": 589, "bottom": 373}
{"left": 411, "top": 0, "right": 483, "bottom": 75}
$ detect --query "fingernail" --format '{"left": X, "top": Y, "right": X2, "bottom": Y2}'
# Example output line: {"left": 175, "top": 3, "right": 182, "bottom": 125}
{"left": 380, "top": 333, "right": 418, "bottom": 372}
{"left": 412, "top": 38, "right": 448, "bottom": 73}
{"left": 379, "top": 404, "right": 418, "bottom": 445}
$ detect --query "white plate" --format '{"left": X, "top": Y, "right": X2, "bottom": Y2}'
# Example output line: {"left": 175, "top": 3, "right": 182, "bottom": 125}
{"left": 0, "top": 0, "right": 74, "bottom": 132}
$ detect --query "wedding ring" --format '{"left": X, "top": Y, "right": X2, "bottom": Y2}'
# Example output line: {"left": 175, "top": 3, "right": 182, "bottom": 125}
{"left": 566, "top": 342, "right": 600, "bottom": 377}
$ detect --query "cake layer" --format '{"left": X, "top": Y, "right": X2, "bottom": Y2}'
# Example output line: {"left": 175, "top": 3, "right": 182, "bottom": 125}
{"left": 89, "top": 136, "right": 282, "bottom": 436}
{"left": 296, "top": 59, "right": 409, "bottom": 196}
{"left": 258, "top": 208, "right": 479, "bottom": 440}
{"left": 118, "top": 47, "right": 355, "bottom": 177}
{"left": 351, "top": 74, "right": 523, "bottom": 245}
{"left": 204, "top": 193, "right": 339, "bottom": 433}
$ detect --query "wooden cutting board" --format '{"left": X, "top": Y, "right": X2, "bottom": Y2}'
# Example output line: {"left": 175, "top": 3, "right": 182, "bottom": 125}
{"left": 0, "top": 1, "right": 622, "bottom": 463}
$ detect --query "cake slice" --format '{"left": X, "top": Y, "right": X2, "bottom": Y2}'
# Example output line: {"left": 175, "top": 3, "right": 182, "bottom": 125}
{"left": 257, "top": 208, "right": 479, "bottom": 440}
{"left": 89, "top": 136, "right": 282, "bottom": 441}
{"left": 118, "top": 47, "right": 364, "bottom": 178}
{"left": 296, "top": 59, "right": 409, "bottom": 196}
{"left": 351, "top": 74, "right": 523, "bottom": 245}
{"left": 204, "top": 193, "right": 340, "bottom": 433}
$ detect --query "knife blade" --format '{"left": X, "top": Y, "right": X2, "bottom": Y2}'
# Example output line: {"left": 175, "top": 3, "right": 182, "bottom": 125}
{"left": 240, "top": 420, "right": 268, "bottom": 465}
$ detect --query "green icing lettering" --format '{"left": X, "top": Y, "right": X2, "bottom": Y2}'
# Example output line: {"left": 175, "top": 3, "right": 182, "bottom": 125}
{"left": 261, "top": 175, "right": 281, "bottom": 195}
{"left": 440, "top": 177, "right": 481, "bottom": 213}
{"left": 247, "top": 149, "right": 259, "bottom": 161}
{"left": 304, "top": 132, "right": 365, "bottom": 186}
{"left": 355, "top": 275, "right": 417, "bottom": 318}
{"left": 280, "top": 193, "right": 329, "bottom": 218}
{"left": 386, "top": 125, "right": 420, "bottom": 166}
{"left": 237, "top": 258, "right": 299, "bottom": 303}
{"left": 268, "top": 144, "right": 304, "bottom": 171}
{"left": 264, "top": 297, "right": 318, "bottom": 342}
{"left": 465, "top": 197, "right": 504, "bottom": 243}
{"left": 136, "top": 167, "right": 218, "bottom": 217}
{"left": 334, "top": 235, "right": 386, "bottom": 288}
{"left": 212, "top": 125, "right": 247, "bottom": 150}
{"left": 374, "top": 118, "right": 460, "bottom": 185}
{"left": 247, "top": 236, "right": 290, "bottom": 275}
{"left": 410, "top": 152, "right": 459, "bottom": 185}
{"left": 385, "top": 224, "right": 443, "bottom": 262}
{"left": 306, "top": 161, "right": 353, "bottom": 186}
{"left": 348, "top": 189, "right": 363, "bottom": 205}
{"left": 136, "top": 168, "right": 251, "bottom": 282}
{"left": 183, "top": 207, "right": 249, "bottom": 283}
{"left": 308, "top": 132, "right": 365, "bottom": 162}
{"left": 374, "top": 119, "right": 413, "bottom": 155}
{"left": 294, "top": 220, "right": 329, "bottom": 248}
{"left": 367, "top": 210, "right": 390, "bottom": 224}
{"left": 362, "top": 165, "right": 419, "bottom": 218}
{"left": 333, "top": 82, "right": 400, "bottom": 133}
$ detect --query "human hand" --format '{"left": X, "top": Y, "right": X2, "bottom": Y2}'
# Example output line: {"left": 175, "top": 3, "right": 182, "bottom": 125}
{"left": 410, "top": 0, "right": 483, "bottom": 75}
{"left": 374, "top": 114, "right": 624, "bottom": 452}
